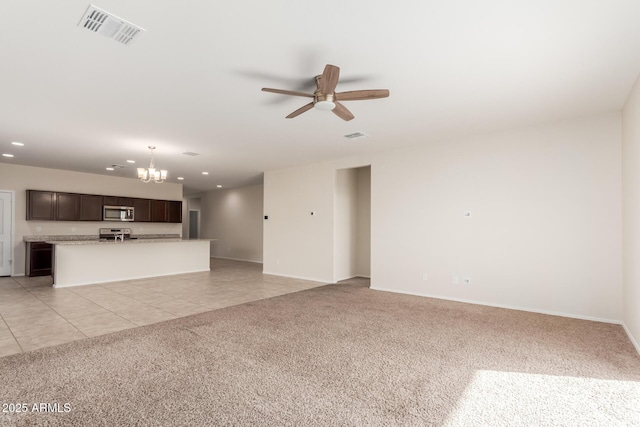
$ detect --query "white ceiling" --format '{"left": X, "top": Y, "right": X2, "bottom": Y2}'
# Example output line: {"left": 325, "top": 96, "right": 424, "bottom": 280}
{"left": 1, "top": 1, "right": 639, "bottom": 195}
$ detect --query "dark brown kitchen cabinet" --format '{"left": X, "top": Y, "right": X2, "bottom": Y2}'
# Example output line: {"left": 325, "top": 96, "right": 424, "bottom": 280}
{"left": 151, "top": 200, "right": 167, "bottom": 222}
{"left": 102, "top": 196, "right": 118, "bottom": 206}
{"left": 133, "top": 198, "right": 151, "bottom": 222}
{"left": 26, "top": 190, "right": 56, "bottom": 220}
{"left": 26, "top": 242, "right": 53, "bottom": 277}
{"left": 80, "top": 194, "right": 103, "bottom": 221}
{"left": 27, "top": 190, "right": 181, "bottom": 223}
{"left": 55, "top": 193, "right": 80, "bottom": 221}
{"left": 103, "top": 196, "right": 133, "bottom": 207}
{"left": 168, "top": 201, "right": 182, "bottom": 223}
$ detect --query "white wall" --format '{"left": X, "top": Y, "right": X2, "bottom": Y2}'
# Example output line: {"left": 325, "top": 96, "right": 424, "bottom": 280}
{"left": 0, "top": 163, "right": 182, "bottom": 276}
{"left": 622, "top": 74, "right": 640, "bottom": 351}
{"left": 264, "top": 113, "right": 623, "bottom": 322}
{"left": 264, "top": 162, "right": 338, "bottom": 281}
{"left": 200, "top": 184, "right": 263, "bottom": 262}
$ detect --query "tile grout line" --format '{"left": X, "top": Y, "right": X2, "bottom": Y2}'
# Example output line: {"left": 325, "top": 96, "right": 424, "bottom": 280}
{"left": 0, "top": 278, "right": 27, "bottom": 353}
{"left": 99, "top": 282, "right": 202, "bottom": 316}
{"left": 63, "top": 285, "right": 146, "bottom": 326}
{"left": 23, "top": 285, "right": 90, "bottom": 341}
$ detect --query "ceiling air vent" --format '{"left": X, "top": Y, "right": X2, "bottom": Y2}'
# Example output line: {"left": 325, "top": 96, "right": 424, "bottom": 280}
{"left": 344, "top": 132, "right": 369, "bottom": 140}
{"left": 78, "top": 5, "right": 145, "bottom": 46}
{"left": 182, "top": 152, "right": 199, "bottom": 156}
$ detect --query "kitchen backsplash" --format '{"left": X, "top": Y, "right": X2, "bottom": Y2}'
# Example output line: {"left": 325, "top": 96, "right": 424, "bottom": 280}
{"left": 24, "top": 221, "right": 182, "bottom": 237}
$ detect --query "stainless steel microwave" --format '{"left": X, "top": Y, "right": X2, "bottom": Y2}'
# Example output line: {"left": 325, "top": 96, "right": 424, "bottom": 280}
{"left": 103, "top": 205, "right": 135, "bottom": 222}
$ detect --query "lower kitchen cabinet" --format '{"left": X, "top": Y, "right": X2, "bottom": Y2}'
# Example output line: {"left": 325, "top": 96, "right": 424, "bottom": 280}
{"left": 26, "top": 242, "right": 53, "bottom": 277}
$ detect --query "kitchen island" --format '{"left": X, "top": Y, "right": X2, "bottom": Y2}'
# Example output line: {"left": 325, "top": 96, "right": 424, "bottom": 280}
{"left": 47, "top": 238, "right": 212, "bottom": 288}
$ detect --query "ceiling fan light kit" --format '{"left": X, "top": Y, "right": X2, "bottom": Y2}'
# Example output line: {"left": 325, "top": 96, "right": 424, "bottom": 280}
{"left": 314, "top": 100, "right": 336, "bottom": 111}
{"left": 262, "top": 64, "right": 389, "bottom": 121}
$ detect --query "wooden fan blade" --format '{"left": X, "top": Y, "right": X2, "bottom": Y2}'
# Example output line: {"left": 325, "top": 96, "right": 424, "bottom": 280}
{"left": 262, "top": 88, "right": 314, "bottom": 98}
{"left": 286, "top": 102, "right": 315, "bottom": 119}
{"left": 332, "top": 102, "right": 355, "bottom": 121}
{"left": 335, "top": 89, "right": 390, "bottom": 101}
{"left": 319, "top": 64, "right": 340, "bottom": 94}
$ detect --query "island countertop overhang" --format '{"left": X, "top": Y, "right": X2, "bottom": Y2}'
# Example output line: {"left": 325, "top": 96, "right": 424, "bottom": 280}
{"left": 45, "top": 238, "right": 215, "bottom": 245}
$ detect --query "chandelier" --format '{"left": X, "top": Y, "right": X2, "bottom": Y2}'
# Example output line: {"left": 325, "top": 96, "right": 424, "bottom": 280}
{"left": 137, "top": 146, "right": 167, "bottom": 184}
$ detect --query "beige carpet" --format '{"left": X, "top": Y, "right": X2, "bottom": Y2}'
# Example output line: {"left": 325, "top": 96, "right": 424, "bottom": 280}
{"left": 1, "top": 279, "right": 639, "bottom": 426}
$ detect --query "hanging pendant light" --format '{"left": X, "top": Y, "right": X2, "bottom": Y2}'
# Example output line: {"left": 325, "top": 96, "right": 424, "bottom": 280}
{"left": 137, "top": 146, "right": 167, "bottom": 183}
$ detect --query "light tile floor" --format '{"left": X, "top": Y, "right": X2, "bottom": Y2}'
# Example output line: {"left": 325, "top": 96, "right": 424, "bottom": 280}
{"left": 0, "top": 258, "right": 326, "bottom": 357}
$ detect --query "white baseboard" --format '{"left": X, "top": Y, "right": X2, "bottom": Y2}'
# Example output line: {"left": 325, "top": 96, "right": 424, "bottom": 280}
{"left": 622, "top": 322, "right": 640, "bottom": 356}
{"left": 212, "top": 256, "right": 263, "bottom": 264}
{"left": 370, "top": 286, "right": 623, "bottom": 325}
{"left": 262, "top": 271, "right": 329, "bottom": 284}
{"left": 335, "top": 275, "right": 371, "bottom": 282}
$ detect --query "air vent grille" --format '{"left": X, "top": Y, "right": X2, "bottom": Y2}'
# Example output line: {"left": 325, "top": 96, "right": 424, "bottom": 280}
{"left": 79, "top": 5, "right": 145, "bottom": 45}
{"left": 182, "top": 152, "right": 199, "bottom": 156}
{"left": 344, "top": 132, "right": 369, "bottom": 140}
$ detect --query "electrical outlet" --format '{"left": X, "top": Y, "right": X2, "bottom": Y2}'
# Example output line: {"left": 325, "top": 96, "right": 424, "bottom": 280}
{"left": 422, "top": 273, "right": 428, "bottom": 281}
{"left": 452, "top": 275, "right": 459, "bottom": 285}
{"left": 463, "top": 276, "right": 471, "bottom": 286}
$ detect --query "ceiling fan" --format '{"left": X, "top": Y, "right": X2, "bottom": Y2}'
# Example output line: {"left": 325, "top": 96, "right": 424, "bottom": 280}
{"left": 261, "top": 64, "right": 389, "bottom": 121}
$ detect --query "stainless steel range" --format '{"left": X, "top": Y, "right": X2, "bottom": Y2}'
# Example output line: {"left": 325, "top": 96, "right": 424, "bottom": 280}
{"left": 99, "top": 228, "right": 133, "bottom": 241}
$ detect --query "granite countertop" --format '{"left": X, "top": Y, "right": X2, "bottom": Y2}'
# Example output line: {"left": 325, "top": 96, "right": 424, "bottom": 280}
{"left": 23, "top": 234, "right": 181, "bottom": 242}
{"left": 46, "top": 238, "right": 189, "bottom": 246}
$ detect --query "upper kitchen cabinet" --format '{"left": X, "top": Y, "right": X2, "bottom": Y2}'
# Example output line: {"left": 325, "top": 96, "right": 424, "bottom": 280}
{"left": 80, "top": 194, "right": 103, "bottom": 221}
{"left": 56, "top": 193, "right": 80, "bottom": 221}
{"left": 26, "top": 190, "right": 181, "bottom": 223}
{"left": 103, "top": 196, "right": 134, "bottom": 207}
{"left": 149, "top": 200, "right": 182, "bottom": 223}
{"left": 168, "top": 200, "right": 182, "bottom": 223}
{"left": 150, "top": 200, "right": 167, "bottom": 222}
{"left": 133, "top": 198, "right": 151, "bottom": 222}
{"left": 26, "top": 190, "right": 56, "bottom": 220}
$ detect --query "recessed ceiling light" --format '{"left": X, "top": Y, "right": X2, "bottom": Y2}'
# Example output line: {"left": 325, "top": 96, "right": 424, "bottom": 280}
{"left": 202, "top": 172, "right": 209, "bottom": 175}
{"left": 11, "top": 142, "right": 24, "bottom": 146}
{"left": 216, "top": 185, "right": 222, "bottom": 188}
{"left": 126, "top": 160, "right": 135, "bottom": 164}
{"left": 106, "top": 167, "right": 115, "bottom": 171}
{"left": 177, "top": 177, "right": 184, "bottom": 180}
{"left": 2, "top": 153, "right": 14, "bottom": 158}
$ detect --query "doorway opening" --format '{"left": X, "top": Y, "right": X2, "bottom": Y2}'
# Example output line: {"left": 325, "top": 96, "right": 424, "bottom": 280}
{"left": 333, "top": 166, "right": 371, "bottom": 285}
{"left": 189, "top": 210, "right": 200, "bottom": 239}
{"left": 0, "top": 190, "right": 14, "bottom": 277}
